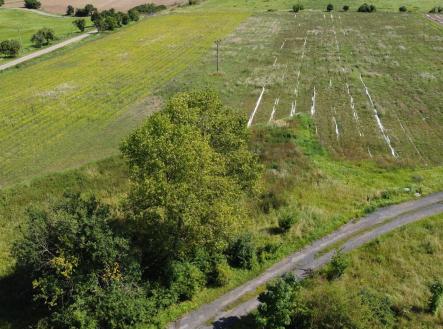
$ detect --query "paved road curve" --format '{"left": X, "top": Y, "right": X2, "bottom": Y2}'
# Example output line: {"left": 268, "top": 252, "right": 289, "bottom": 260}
{"left": 169, "top": 192, "right": 443, "bottom": 329}
{"left": 0, "top": 30, "right": 97, "bottom": 72}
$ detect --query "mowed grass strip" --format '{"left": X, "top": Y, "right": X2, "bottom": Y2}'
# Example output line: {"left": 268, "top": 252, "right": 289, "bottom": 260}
{"left": 0, "top": 8, "right": 81, "bottom": 60}
{"left": 0, "top": 11, "right": 248, "bottom": 187}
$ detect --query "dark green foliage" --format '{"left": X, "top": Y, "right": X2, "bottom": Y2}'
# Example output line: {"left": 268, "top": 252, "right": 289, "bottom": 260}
{"left": 31, "top": 28, "right": 55, "bottom": 48}
{"left": 75, "top": 4, "right": 97, "bottom": 17}
{"left": 358, "top": 3, "right": 376, "bottom": 12}
{"left": 228, "top": 234, "right": 256, "bottom": 269}
{"left": 121, "top": 13, "right": 130, "bottom": 25}
{"left": 326, "top": 250, "right": 349, "bottom": 280}
{"left": 24, "top": 0, "right": 41, "bottom": 9}
{"left": 278, "top": 212, "right": 297, "bottom": 233}
{"left": 131, "top": 3, "right": 166, "bottom": 14}
{"left": 0, "top": 39, "right": 21, "bottom": 57}
{"left": 343, "top": 5, "right": 350, "bottom": 11}
{"left": 128, "top": 9, "right": 140, "bottom": 21}
{"left": 429, "top": 6, "right": 443, "bottom": 13}
{"left": 189, "top": 0, "right": 199, "bottom": 5}
{"left": 12, "top": 193, "right": 148, "bottom": 327}
{"left": 66, "top": 5, "right": 74, "bottom": 16}
{"left": 327, "top": 3, "right": 334, "bottom": 11}
{"left": 92, "top": 9, "right": 122, "bottom": 31}
{"left": 429, "top": 281, "right": 443, "bottom": 315}
{"left": 256, "top": 274, "right": 301, "bottom": 329}
{"left": 292, "top": 3, "right": 304, "bottom": 12}
{"left": 399, "top": 5, "right": 407, "bottom": 12}
{"left": 73, "top": 19, "right": 86, "bottom": 32}
{"left": 211, "top": 261, "right": 231, "bottom": 287}
{"left": 168, "top": 261, "right": 205, "bottom": 301}
{"left": 0, "top": 0, "right": 5, "bottom": 7}
{"left": 359, "top": 289, "right": 395, "bottom": 327}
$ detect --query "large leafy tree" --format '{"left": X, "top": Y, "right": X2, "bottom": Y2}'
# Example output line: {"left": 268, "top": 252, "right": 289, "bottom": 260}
{"left": 121, "top": 90, "right": 260, "bottom": 277}
{"left": 13, "top": 193, "right": 147, "bottom": 328}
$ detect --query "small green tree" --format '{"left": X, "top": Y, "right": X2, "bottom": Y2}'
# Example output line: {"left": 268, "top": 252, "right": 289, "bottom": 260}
{"left": 326, "top": 250, "right": 349, "bottom": 280}
{"left": 24, "top": 0, "right": 41, "bottom": 9}
{"left": 168, "top": 261, "right": 205, "bottom": 301}
{"left": 399, "top": 5, "right": 407, "bottom": 12}
{"left": 278, "top": 213, "right": 296, "bottom": 233}
{"left": 358, "top": 3, "right": 376, "bottom": 12}
{"left": 128, "top": 9, "right": 140, "bottom": 21}
{"left": 66, "top": 5, "right": 75, "bottom": 16}
{"left": 31, "top": 28, "right": 55, "bottom": 48}
{"left": 256, "top": 274, "right": 301, "bottom": 329}
{"left": 429, "top": 281, "right": 443, "bottom": 315}
{"left": 73, "top": 19, "right": 86, "bottom": 32}
{"left": 0, "top": 0, "right": 5, "bottom": 7}
{"left": 0, "top": 39, "right": 21, "bottom": 57}
{"left": 343, "top": 5, "right": 350, "bottom": 11}
{"left": 327, "top": 3, "right": 334, "bottom": 11}
{"left": 228, "top": 234, "right": 256, "bottom": 269}
{"left": 292, "top": 3, "right": 304, "bottom": 12}
{"left": 121, "top": 13, "right": 130, "bottom": 25}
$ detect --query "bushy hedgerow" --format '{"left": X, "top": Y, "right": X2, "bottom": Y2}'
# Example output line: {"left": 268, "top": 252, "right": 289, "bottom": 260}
{"left": 292, "top": 3, "right": 304, "bottom": 12}
{"left": 228, "top": 234, "right": 257, "bottom": 269}
{"left": 0, "top": 39, "right": 21, "bottom": 57}
{"left": 358, "top": 3, "right": 376, "bottom": 12}
{"left": 24, "top": 0, "right": 41, "bottom": 9}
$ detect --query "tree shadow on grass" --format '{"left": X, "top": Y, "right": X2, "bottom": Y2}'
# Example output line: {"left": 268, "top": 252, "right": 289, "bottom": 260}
{"left": 212, "top": 313, "right": 256, "bottom": 329}
{"left": 0, "top": 271, "right": 41, "bottom": 329}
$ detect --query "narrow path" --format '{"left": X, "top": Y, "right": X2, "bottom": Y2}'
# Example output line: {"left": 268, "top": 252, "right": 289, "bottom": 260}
{"left": 0, "top": 30, "right": 97, "bottom": 72}
{"left": 169, "top": 192, "right": 443, "bottom": 329}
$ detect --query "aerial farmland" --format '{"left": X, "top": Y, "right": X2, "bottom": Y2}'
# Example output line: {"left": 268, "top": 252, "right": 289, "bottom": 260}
{"left": 0, "top": 0, "right": 442, "bottom": 328}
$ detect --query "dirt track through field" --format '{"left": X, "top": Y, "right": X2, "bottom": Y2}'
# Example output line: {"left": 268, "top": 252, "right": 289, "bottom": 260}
{"left": 169, "top": 192, "right": 443, "bottom": 329}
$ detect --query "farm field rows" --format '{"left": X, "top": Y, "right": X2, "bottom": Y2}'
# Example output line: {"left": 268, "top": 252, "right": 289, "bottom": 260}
{"left": 163, "top": 11, "right": 443, "bottom": 166}
{"left": 0, "top": 11, "right": 248, "bottom": 187}
{"left": 0, "top": 8, "right": 82, "bottom": 61}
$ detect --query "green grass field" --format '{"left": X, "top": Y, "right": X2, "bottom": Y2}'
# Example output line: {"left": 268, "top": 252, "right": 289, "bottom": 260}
{"left": 0, "top": 9, "right": 82, "bottom": 60}
{"left": 0, "top": 11, "right": 248, "bottom": 187}
{"left": 196, "top": 0, "right": 442, "bottom": 12}
{"left": 162, "top": 11, "right": 443, "bottom": 165}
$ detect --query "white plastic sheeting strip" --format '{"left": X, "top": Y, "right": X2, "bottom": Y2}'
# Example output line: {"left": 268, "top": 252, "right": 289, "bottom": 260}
{"left": 310, "top": 86, "right": 317, "bottom": 116}
{"left": 290, "top": 100, "right": 297, "bottom": 117}
{"left": 333, "top": 116, "right": 340, "bottom": 139}
{"left": 247, "top": 86, "right": 265, "bottom": 127}
{"left": 268, "top": 98, "right": 279, "bottom": 123}
{"left": 359, "top": 75, "right": 397, "bottom": 158}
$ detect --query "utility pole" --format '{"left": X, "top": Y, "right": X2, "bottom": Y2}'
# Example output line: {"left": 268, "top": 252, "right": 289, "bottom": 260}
{"left": 215, "top": 39, "right": 221, "bottom": 72}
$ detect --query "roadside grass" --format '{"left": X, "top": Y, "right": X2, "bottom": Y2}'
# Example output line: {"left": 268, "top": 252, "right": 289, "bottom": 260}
{"left": 0, "top": 8, "right": 88, "bottom": 61}
{"left": 299, "top": 213, "right": 443, "bottom": 328}
{"left": 0, "top": 11, "right": 248, "bottom": 188}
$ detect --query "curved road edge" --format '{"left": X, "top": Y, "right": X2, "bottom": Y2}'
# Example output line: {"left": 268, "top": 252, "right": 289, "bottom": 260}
{"left": 169, "top": 191, "right": 443, "bottom": 329}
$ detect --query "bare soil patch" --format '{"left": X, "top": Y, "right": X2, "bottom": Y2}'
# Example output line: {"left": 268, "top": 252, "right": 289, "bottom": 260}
{"left": 426, "top": 14, "right": 443, "bottom": 25}
{"left": 3, "top": 0, "right": 182, "bottom": 14}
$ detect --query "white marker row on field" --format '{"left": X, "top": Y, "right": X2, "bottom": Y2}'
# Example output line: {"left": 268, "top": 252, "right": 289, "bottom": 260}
{"left": 359, "top": 75, "right": 398, "bottom": 158}
{"left": 247, "top": 86, "right": 265, "bottom": 127}
{"left": 269, "top": 98, "right": 280, "bottom": 123}
{"left": 310, "top": 86, "right": 317, "bottom": 116}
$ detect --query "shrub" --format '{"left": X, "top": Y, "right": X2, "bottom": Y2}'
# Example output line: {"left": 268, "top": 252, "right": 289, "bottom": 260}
{"left": 24, "top": 0, "right": 41, "bottom": 9}
{"left": 399, "top": 5, "right": 407, "bottom": 12}
{"left": 189, "top": 0, "right": 199, "bottom": 4}
{"left": 228, "top": 234, "right": 256, "bottom": 269}
{"left": 121, "top": 13, "right": 130, "bottom": 25}
{"left": 31, "top": 28, "right": 55, "bottom": 48}
{"left": 326, "top": 250, "right": 349, "bottom": 280}
{"left": 292, "top": 3, "right": 304, "bottom": 12}
{"left": 75, "top": 4, "right": 97, "bottom": 16}
{"left": 211, "top": 261, "right": 231, "bottom": 287}
{"left": 429, "top": 6, "right": 443, "bottom": 13}
{"left": 66, "top": 5, "right": 74, "bottom": 16}
{"left": 429, "top": 281, "right": 443, "bottom": 315}
{"left": 358, "top": 3, "right": 376, "bottom": 12}
{"left": 326, "top": 3, "right": 334, "bottom": 11}
{"left": 131, "top": 3, "right": 166, "bottom": 14}
{"left": 256, "top": 274, "right": 301, "bottom": 329}
{"left": 0, "top": 39, "right": 21, "bottom": 57}
{"left": 343, "top": 5, "right": 349, "bottom": 11}
{"left": 260, "top": 191, "right": 286, "bottom": 214}
{"left": 0, "top": 0, "right": 5, "bottom": 7}
{"left": 278, "top": 213, "right": 297, "bottom": 232}
{"left": 168, "top": 261, "right": 205, "bottom": 301}
{"left": 73, "top": 19, "right": 86, "bottom": 32}
{"left": 128, "top": 9, "right": 140, "bottom": 21}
